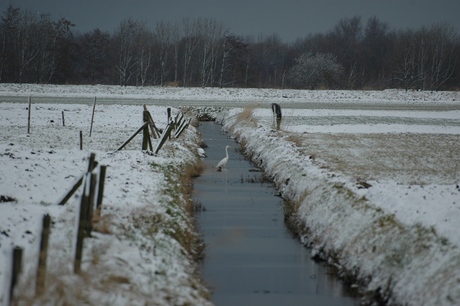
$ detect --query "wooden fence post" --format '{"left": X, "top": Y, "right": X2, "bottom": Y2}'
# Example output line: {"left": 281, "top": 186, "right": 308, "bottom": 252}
{"left": 36, "top": 214, "right": 51, "bottom": 296}
{"left": 74, "top": 174, "right": 89, "bottom": 274}
{"left": 96, "top": 165, "right": 107, "bottom": 216}
{"left": 87, "top": 152, "right": 96, "bottom": 173}
{"left": 62, "top": 111, "right": 65, "bottom": 127}
{"left": 142, "top": 111, "right": 151, "bottom": 150}
{"left": 27, "top": 96, "right": 31, "bottom": 134}
{"left": 154, "top": 122, "right": 175, "bottom": 155}
{"left": 9, "top": 246, "right": 23, "bottom": 305}
{"left": 80, "top": 131, "right": 83, "bottom": 150}
{"left": 89, "top": 96, "right": 96, "bottom": 137}
{"left": 143, "top": 105, "right": 160, "bottom": 139}
{"left": 85, "top": 172, "right": 97, "bottom": 237}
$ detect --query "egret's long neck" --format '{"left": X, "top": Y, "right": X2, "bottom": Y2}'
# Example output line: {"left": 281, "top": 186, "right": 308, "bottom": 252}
{"left": 225, "top": 146, "right": 229, "bottom": 158}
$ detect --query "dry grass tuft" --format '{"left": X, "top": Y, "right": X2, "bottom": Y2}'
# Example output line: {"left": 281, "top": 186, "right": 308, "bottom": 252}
{"left": 286, "top": 134, "right": 304, "bottom": 147}
{"left": 92, "top": 212, "right": 115, "bottom": 234}
{"left": 235, "top": 104, "right": 258, "bottom": 126}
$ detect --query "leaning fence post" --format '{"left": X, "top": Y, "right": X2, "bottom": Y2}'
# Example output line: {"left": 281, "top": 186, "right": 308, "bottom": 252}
{"left": 142, "top": 111, "right": 152, "bottom": 150}
{"left": 87, "top": 152, "right": 96, "bottom": 173}
{"left": 36, "top": 214, "right": 51, "bottom": 296}
{"left": 27, "top": 96, "right": 31, "bottom": 134}
{"left": 74, "top": 174, "right": 89, "bottom": 274}
{"left": 89, "top": 96, "right": 96, "bottom": 137}
{"left": 96, "top": 165, "right": 107, "bottom": 216}
{"left": 9, "top": 246, "right": 23, "bottom": 305}
{"left": 154, "top": 122, "right": 175, "bottom": 155}
{"left": 85, "top": 172, "right": 97, "bottom": 237}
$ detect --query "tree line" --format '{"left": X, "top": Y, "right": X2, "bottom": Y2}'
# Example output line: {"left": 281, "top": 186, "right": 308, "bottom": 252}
{"left": 1, "top": 4, "right": 459, "bottom": 90}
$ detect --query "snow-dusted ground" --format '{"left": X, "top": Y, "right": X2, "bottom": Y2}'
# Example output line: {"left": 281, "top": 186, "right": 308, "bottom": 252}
{"left": 0, "top": 90, "right": 211, "bottom": 305}
{"left": 217, "top": 101, "right": 460, "bottom": 304}
{"left": 1, "top": 84, "right": 459, "bottom": 305}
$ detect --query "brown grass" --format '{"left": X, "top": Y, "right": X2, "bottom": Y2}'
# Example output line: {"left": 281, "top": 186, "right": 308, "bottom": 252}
{"left": 92, "top": 212, "right": 115, "bottom": 234}
{"left": 235, "top": 104, "right": 258, "bottom": 126}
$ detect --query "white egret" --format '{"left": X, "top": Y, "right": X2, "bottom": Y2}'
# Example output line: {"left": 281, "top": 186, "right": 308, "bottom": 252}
{"left": 216, "top": 145, "right": 230, "bottom": 171}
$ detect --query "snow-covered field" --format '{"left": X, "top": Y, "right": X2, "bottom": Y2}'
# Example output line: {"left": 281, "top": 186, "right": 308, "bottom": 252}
{"left": 0, "top": 87, "right": 211, "bottom": 305}
{"left": 1, "top": 84, "right": 459, "bottom": 305}
{"left": 217, "top": 100, "right": 460, "bottom": 304}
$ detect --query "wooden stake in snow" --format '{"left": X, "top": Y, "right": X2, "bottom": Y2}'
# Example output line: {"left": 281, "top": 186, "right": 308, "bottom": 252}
{"left": 62, "top": 111, "right": 65, "bottom": 127}
{"left": 89, "top": 96, "right": 96, "bottom": 137}
{"left": 57, "top": 152, "right": 98, "bottom": 206}
{"left": 154, "top": 122, "right": 175, "bottom": 155}
{"left": 142, "top": 111, "right": 153, "bottom": 151}
{"left": 85, "top": 172, "right": 97, "bottom": 237}
{"left": 36, "top": 214, "right": 51, "bottom": 296}
{"left": 96, "top": 165, "right": 107, "bottom": 216}
{"left": 80, "top": 131, "right": 83, "bottom": 150}
{"left": 27, "top": 96, "right": 31, "bottom": 134}
{"left": 74, "top": 174, "right": 90, "bottom": 274}
{"left": 9, "top": 246, "right": 23, "bottom": 305}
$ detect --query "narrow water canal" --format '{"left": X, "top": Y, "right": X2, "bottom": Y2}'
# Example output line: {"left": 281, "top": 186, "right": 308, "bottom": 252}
{"left": 194, "top": 121, "right": 359, "bottom": 306}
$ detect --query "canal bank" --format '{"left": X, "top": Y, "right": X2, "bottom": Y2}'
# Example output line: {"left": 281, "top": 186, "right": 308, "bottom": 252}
{"left": 194, "top": 121, "right": 359, "bottom": 306}
{"left": 214, "top": 107, "right": 460, "bottom": 306}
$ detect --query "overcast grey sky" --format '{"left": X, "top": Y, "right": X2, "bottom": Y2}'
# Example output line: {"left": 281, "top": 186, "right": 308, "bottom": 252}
{"left": 4, "top": 0, "right": 460, "bottom": 42}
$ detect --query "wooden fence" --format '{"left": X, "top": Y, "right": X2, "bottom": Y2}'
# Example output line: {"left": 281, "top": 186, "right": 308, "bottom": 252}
{"left": 7, "top": 104, "right": 192, "bottom": 304}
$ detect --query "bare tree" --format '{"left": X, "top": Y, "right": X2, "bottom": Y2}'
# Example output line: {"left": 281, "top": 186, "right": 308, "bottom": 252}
{"left": 426, "top": 24, "right": 458, "bottom": 91}
{"left": 328, "top": 16, "right": 363, "bottom": 88}
{"left": 392, "top": 30, "right": 421, "bottom": 90}
{"left": 181, "top": 17, "right": 200, "bottom": 87}
{"left": 218, "top": 33, "right": 247, "bottom": 88}
{"left": 135, "top": 23, "right": 153, "bottom": 86}
{"left": 362, "top": 16, "right": 392, "bottom": 88}
{"left": 196, "top": 18, "right": 225, "bottom": 87}
{"left": 288, "top": 52, "right": 343, "bottom": 89}
{"left": 15, "top": 9, "right": 39, "bottom": 83}
{"left": 0, "top": 4, "right": 20, "bottom": 82}
{"left": 113, "top": 18, "right": 141, "bottom": 86}
{"left": 155, "top": 21, "right": 174, "bottom": 86}
{"left": 81, "top": 29, "right": 110, "bottom": 84}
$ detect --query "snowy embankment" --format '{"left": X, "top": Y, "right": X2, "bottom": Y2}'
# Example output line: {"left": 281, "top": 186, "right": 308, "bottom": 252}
{"left": 0, "top": 99, "right": 211, "bottom": 305}
{"left": 217, "top": 104, "right": 460, "bottom": 305}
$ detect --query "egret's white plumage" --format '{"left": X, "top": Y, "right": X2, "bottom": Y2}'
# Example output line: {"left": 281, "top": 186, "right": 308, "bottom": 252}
{"left": 216, "top": 145, "right": 230, "bottom": 171}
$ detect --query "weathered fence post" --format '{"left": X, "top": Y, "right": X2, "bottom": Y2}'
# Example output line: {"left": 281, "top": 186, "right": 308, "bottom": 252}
{"left": 143, "top": 105, "right": 160, "bottom": 139}
{"left": 142, "top": 111, "right": 152, "bottom": 150}
{"left": 89, "top": 96, "right": 96, "bottom": 137}
{"left": 154, "top": 122, "right": 175, "bottom": 155}
{"left": 36, "top": 214, "right": 51, "bottom": 296}
{"left": 62, "top": 111, "right": 65, "bottom": 127}
{"left": 9, "top": 246, "right": 23, "bottom": 305}
{"left": 85, "top": 172, "right": 97, "bottom": 237}
{"left": 74, "top": 174, "right": 90, "bottom": 274}
{"left": 58, "top": 152, "right": 97, "bottom": 205}
{"left": 87, "top": 152, "right": 96, "bottom": 173}
{"left": 175, "top": 118, "right": 191, "bottom": 138}
{"left": 80, "top": 131, "right": 83, "bottom": 150}
{"left": 27, "top": 96, "right": 31, "bottom": 134}
{"left": 96, "top": 165, "right": 107, "bottom": 216}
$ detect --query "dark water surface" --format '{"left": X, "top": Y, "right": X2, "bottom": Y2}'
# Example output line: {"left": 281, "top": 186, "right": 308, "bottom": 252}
{"left": 194, "top": 121, "right": 359, "bottom": 306}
